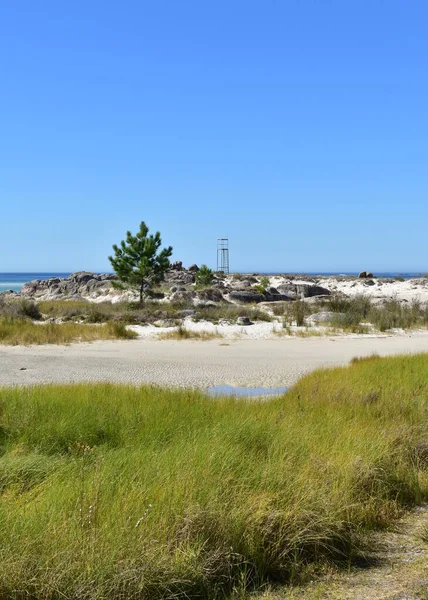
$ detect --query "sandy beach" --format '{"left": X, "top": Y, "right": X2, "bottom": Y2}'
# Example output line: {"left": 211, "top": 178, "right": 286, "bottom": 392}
{"left": 2, "top": 332, "right": 428, "bottom": 389}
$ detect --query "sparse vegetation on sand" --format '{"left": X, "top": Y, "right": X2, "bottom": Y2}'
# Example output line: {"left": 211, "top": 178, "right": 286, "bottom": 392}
{"left": 275, "top": 294, "right": 428, "bottom": 334}
{"left": 0, "top": 318, "right": 137, "bottom": 345}
{"left": 1, "top": 353, "right": 428, "bottom": 597}
{"left": 157, "top": 324, "right": 221, "bottom": 340}
{"left": 193, "top": 303, "right": 272, "bottom": 323}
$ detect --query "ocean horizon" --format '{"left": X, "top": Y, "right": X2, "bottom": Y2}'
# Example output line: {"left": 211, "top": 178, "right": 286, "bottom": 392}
{"left": 0, "top": 271, "right": 426, "bottom": 294}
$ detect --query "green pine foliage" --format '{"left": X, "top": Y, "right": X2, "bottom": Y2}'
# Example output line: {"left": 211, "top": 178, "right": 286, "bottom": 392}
{"left": 109, "top": 221, "right": 173, "bottom": 304}
{"left": 195, "top": 264, "right": 214, "bottom": 287}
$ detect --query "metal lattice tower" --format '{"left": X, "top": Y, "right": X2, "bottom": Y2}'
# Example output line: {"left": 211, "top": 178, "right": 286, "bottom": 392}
{"left": 217, "top": 238, "right": 229, "bottom": 274}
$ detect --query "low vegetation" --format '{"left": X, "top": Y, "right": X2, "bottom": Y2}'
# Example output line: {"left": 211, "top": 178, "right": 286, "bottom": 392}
{"left": 1, "top": 354, "right": 428, "bottom": 597}
{"left": 194, "top": 303, "right": 272, "bottom": 323}
{"left": 0, "top": 318, "right": 137, "bottom": 345}
{"left": 2, "top": 290, "right": 428, "bottom": 341}
{"left": 195, "top": 264, "right": 214, "bottom": 287}
{"left": 157, "top": 324, "right": 221, "bottom": 341}
{"left": 273, "top": 294, "right": 428, "bottom": 333}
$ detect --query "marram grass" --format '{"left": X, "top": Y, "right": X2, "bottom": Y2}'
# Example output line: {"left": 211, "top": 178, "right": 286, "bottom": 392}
{"left": 0, "top": 317, "right": 137, "bottom": 344}
{"left": 1, "top": 354, "right": 428, "bottom": 598}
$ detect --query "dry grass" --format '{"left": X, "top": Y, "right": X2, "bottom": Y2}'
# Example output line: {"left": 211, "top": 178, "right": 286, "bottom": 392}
{"left": 0, "top": 318, "right": 137, "bottom": 345}
{"left": 157, "top": 325, "right": 221, "bottom": 341}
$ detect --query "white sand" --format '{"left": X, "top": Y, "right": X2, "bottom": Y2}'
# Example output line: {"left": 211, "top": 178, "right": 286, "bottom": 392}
{"left": 1, "top": 332, "right": 428, "bottom": 389}
{"left": 268, "top": 276, "right": 428, "bottom": 303}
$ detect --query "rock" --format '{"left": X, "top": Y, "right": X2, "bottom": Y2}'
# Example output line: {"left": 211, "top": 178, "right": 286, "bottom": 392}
{"left": 177, "top": 309, "right": 196, "bottom": 317}
{"left": 188, "top": 264, "right": 199, "bottom": 272}
{"left": 365, "top": 279, "right": 375, "bottom": 286}
{"left": 277, "top": 283, "right": 331, "bottom": 299}
{"left": 230, "top": 280, "right": 252, "bottom": 289}
{"left": 153, "top": 319, "right": 178, "bottom": 328}
{"left": 307, "top": 311, "right": 345, "bottom": 324}
{"left": 358, "top": 271, "right": 374, "bottom": 279}
{"left": 165, "top": 271, "right": 195, "bottom": 285}
{"left": 228, "top": 290, "right": 265, "bottom": 303}
{"left": 20, "top": 272, "right": 118, "bottom": 301}
{"left": 263, "top": 292, "right": 294, "bottom": 302}
{"left": 72, "top": 272, "right": 96, "bottom": 284}
{"left": 211, "top": 279, "right": 225, "bottom": 288}
{"left": 237, "top": 316, "right": 253, "bottom": 326}
{"left": 170, "top": 261, "right": 183, "bottom": 271}
{"left": 303, "top": 295, "right": 332, "bottom": 304}
{"left": 170, "top": 290, "right": 196, "bottom": 304}
{"left": 196, "top": 288, "right": 224, "bottom": 303}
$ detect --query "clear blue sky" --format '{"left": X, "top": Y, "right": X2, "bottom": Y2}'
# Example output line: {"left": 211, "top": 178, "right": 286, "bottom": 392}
{"left": 1, "top": 1, "right": 427, "bottom": 273}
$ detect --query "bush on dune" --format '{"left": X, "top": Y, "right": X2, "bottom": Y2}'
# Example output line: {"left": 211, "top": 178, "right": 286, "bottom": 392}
{"left": 0, "top": 353, "right": 428, "bottom": 597}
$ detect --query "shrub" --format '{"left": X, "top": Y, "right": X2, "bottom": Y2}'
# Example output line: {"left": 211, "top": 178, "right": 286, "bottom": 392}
{"left": 254, "top": 276, "right": 270, "bottom": 294}
{"left": 0, "top": 298, "right": 41, "bottom": 320}
{"left": 292, "top": 299, "right": 306, "bottom": 327}
{"left": 195, "top": 264, "right": 214, "bottom": 287}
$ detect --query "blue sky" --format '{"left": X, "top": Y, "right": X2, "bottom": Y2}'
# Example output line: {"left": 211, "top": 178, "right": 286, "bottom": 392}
{"left": 1, "top": 1, "right": 427, "bottom": 273}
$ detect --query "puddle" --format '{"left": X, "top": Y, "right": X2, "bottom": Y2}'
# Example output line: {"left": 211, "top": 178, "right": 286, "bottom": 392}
{"left": 207, "top": 385, "right": 288, "bottom": 398}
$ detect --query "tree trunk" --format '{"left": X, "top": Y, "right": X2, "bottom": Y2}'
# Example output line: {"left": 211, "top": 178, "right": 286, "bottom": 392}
{"left": 139, "top": 281, "right": 144, "bottom": 305}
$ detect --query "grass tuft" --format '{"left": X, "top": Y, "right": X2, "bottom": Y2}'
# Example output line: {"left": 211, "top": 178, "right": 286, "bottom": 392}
{"left": 0, "top": 317, "right": 137, "bottom": 345}
{"left": 157, "top": 324, "right": 221, "bottom": 340}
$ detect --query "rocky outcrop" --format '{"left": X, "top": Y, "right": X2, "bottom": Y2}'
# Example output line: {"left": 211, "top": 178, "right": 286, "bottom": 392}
{"left": 276, "top": 283, "right": 331, "bottom": 299}
{"left": 359, "top": 271, "right": 374, "bottom": 279}
{"left": 20, "top": 272, "right": 118, "bottom": 301}
{"left": 228, "top": 290, "right": 265, "bottom": 303}
{"left": 17, "top": 270, "right": 335, "bottom": 307}
{"left": 196, "top": 288, "right": 224, "bottom": 303}
{"left": 165, "top": 270, "right": 195, "bottom": 285}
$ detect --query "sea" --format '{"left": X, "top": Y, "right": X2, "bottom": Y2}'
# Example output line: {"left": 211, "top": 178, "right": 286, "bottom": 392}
{"left": 0, "top": 272, "right": 425, "bottom": 295}
{"left": 0, "top": 273, "right": 70, "bottom": 294}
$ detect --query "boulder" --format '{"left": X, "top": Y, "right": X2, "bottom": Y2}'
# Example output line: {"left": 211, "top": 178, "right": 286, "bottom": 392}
{"left": 165, "top": 271, "right": 195, "bottom": 285}
{"left": 237, "top": 316, "right": 253, "bottom": 326}
{"left": 263, "top": 292, "right": 294, "bottom": 302}
{"left": 358, "top": 271, "right": 374, "bottom": 279}
{"left": 307, "top": 311, "right": 345, "bottom": 324}
{"left": 170, "top": 290, "right": 196, "bottom": 304}
{"left": 228, "top": 290, "right": 264, "bottom": 303}
{"left": 277, "top": 283, "right": 331, "bottom": 299}
{"left": 177, "top": 309, "right": 196, "bottom": 317}
{"left": 188, "top": 264, "right": 199, "bottom": 272}
{"left": 153, "top": 319, "right": 178, "bottom": 328}
{"left": 230, "top": 280, "right": 252, "bottom": 289}
{"left": 72, "top": 272, "right": 95, "bottom": 284}
{"left": 170, "top": 261, "right": 183, "bottom": 271}
{"left": 196, "top": 288, "right": 224, "bottom": 303}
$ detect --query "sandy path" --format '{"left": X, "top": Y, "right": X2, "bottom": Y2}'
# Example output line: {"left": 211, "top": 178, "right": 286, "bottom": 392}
{"left": 1, "top": 333, "right": 428, "bottom": 388}
{"left": 263, "top": 505, "right": 428, "bottom": 599}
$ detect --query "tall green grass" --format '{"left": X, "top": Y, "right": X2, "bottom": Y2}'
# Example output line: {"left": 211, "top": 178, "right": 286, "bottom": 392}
{"left": 1, "top": 354, "right": 428, "bottom": 597}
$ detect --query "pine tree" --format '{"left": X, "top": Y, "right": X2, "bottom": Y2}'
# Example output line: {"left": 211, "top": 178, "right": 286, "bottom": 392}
{"left": 109, "top": 222, "right": 173, "bottom": 304}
